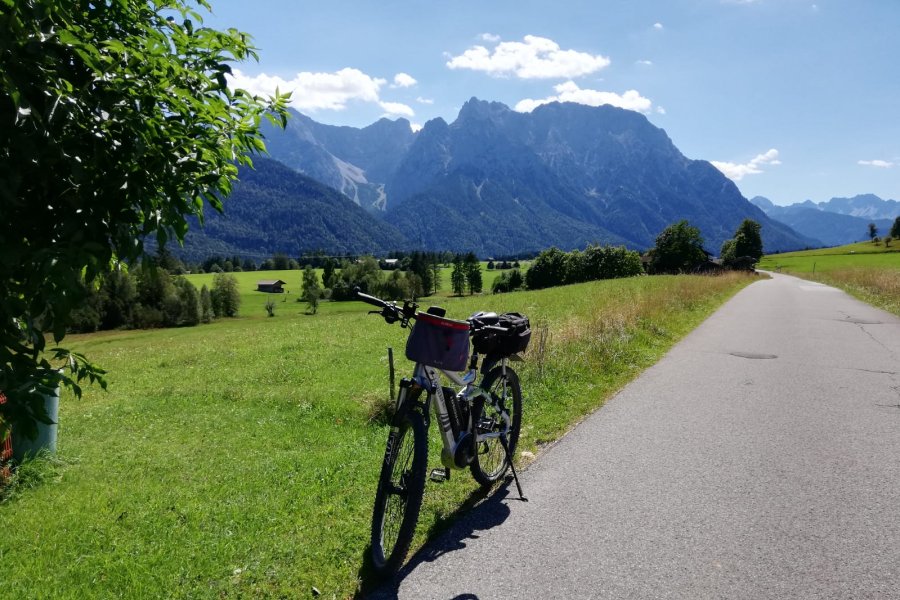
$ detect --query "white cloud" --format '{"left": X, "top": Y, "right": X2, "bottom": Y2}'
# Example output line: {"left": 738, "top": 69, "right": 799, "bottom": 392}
{"left": 479, "top": 33, "right": 501, "bottom": 43}
{"left": 515, "top": 81, "right": 653, "bottom": 113}
{"left": 392, "top": 73, "right": 417, "bottom": 88}
{"left": 416, "top": 96, "right": 434, "bottom": 105}
{"left": 637, "top": 59, "right": 653, "bottom": 66}
{"left": 446, "top": 35, "right": 611, "bottom": 79}
{"left": 858, "top": 159, "right": 894, "bottom": 168}
{"left": 653, "top": 22, "right": 664, "bottom": 30}
{"left": 711, "top": 149, "right": 781, "bottom": 181}
{"left": 229, "top": 68, "right": 385, "bottom": 112}
{"left": 410, "top": 122, "right": 424, "bottom": 132}
{"left": 230, "top": 68, "right": 416, "bottom": 120}
{"left": 656, "top": 106, "right": 667, "bottom": 115}
{"left": 379, "top": 101, "right": 415, "bottom": 118}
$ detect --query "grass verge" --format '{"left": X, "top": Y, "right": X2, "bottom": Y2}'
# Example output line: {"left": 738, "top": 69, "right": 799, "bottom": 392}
{"left": 0, "top": 273, "right": 755, "bottom": 599}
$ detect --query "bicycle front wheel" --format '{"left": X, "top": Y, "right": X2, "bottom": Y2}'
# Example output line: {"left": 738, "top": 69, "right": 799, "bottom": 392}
{"left": 470, "top": 366, "right": 522, "bottom": 486}
{"left": 370, "top": 409, "right": 428, "bottom": 576}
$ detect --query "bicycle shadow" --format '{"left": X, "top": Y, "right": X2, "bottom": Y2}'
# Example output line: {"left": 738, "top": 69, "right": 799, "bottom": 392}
{"left": 357, "top": 483, "right": 516, "bottom": 599}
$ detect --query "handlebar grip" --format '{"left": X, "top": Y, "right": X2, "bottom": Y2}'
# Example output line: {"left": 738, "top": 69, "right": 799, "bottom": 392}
{"left": 355, "top": 287, "right": 387, "bottom": 308}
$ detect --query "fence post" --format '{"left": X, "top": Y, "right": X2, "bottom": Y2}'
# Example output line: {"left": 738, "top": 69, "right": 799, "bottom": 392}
{"left": 388, "top": 347, "right": 396, "bottom": 402}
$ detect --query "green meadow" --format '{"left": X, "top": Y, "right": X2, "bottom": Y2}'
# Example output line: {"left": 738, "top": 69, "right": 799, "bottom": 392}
{"left": 759, "top": 241, "right": 900, "bottom": 315}
{"left": 1, "top": 273, "right": 754, "bottom": 598}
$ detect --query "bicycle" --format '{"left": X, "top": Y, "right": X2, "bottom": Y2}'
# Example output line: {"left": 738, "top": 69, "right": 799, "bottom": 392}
{"left": 356, "top": 289, "right": 531, "bottom": 576}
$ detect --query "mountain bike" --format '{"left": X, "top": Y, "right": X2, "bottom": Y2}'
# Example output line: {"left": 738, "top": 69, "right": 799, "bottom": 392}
{"left": 356, "top": 289, "right": 531, "bottom": 576}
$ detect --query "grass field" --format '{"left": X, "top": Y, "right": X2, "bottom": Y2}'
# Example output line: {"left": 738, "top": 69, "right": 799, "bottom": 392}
{"left": 758, "top": 241, "right": 900, "bottom": 315}
{"left": 1, "top": 272, "right": 755, "bottom": 598}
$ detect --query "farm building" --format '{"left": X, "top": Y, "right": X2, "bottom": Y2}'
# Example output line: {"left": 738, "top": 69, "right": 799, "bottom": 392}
{"left": 257, "top": 279, "right": 287, "bottom": 293}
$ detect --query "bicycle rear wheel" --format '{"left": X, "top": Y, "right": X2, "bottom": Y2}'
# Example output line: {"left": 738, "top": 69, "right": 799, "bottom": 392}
{"left": 370, "top": 409, "right": 428, "bottom": 576}
{"left": 470, "top": 366, "right": 522, "bottom": 486}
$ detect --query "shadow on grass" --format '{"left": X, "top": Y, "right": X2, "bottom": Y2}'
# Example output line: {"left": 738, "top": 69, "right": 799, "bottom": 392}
{"left": 356, "top": 481, "right": 518, "bottom": 599}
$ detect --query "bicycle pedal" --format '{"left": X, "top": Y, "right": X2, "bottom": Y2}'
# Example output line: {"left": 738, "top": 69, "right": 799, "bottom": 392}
{"left": 429, "top": 468, "right": 450, "bottom": 483}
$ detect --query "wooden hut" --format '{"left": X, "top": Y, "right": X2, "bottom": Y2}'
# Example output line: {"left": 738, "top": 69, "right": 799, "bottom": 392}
{"left": 256, "top": 279, "right": 287, "bottom": 293}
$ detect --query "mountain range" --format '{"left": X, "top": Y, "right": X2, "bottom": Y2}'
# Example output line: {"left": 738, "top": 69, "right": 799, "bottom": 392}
{"left": 177, "top": 99, "right": 822, "bottom": 259}
{"left": 750, "top": 195, "right": 898, "bottom": 247}
{"left": 175, "top": 158, "right": 405, "bottom": 262}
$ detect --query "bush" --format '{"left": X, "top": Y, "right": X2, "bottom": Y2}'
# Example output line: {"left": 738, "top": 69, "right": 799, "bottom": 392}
{"left": 525, "top": 245, "right": 642, "bottom": 290}
{"left": 492, "top": 269, "right": 524, "bottom": 294}
{"left": 525, "top": 247, "right": 568, "bottom": 290}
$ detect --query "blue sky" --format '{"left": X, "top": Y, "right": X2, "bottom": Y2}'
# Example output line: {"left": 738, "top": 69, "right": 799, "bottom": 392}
{"left": 204, "top": 0, "right": 899, "bottom": 206}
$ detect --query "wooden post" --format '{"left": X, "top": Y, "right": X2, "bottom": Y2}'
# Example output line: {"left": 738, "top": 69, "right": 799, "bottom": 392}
{"left": 388, "top": 347, "right": 396, "bottom": 402}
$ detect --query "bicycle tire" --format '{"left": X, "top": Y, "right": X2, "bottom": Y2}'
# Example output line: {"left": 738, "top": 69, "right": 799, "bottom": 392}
{"left": 470, "top": 365, "right": 522, "bottom": 486}
{"left": 370, "top": 408, "right": 428, "bottom": 576}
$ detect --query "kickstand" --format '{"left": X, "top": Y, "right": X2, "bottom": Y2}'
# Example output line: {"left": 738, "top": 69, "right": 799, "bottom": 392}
{"left": 499, "top": 434, "right": 527, "bottom": 502}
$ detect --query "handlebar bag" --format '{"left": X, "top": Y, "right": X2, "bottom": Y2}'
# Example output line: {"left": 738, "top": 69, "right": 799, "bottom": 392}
{"left": 406, "top": 312, "right": 471, "bottom": 371}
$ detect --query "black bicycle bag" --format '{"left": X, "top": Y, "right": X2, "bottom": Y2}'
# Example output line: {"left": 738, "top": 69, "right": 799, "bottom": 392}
{"left": 472, "top": 312, "right": 531, "bottom": 357}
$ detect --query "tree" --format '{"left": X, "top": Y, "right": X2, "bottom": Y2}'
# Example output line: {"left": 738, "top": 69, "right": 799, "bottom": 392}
{"left": 0, "top": 0, "right": 289, "bottom": 439}
{"left": 492, "top": 269, "right": 524, "bottom": 294}
{"left": 330, "top": 256, "right": 383, "bottom": 301}
{"left": 450, "top": 255, "right": 466, "bottom": 296}
{"left": 868, "top": 222, "right": 878, "bottom": 242}
{"left": 525, "top": 247, "right": 568, "bottom": 290}
{"left": 199, "top": 285, "right": 213, "bottom": 324}
{"left": 272, "top": 254, "right": 292, "bottom": 270}
{"left": 173, "top": 278, "right": 200, "bottom": 326}
{"left": 382, "top": 269, "right": 409, "bottom": 301}
{"left": 430, "top": 257, "right": 442, "bottom": 295}
{"left": 322, "top": 258, "right": 337, "bottom": 290}
{"left": 648, "top": 220, "right": 707, "bottom": 274}
{"left": 463, "top": 252, "right": 483, "bottom": 295}
{"left": 721, "top": 219, "right": 763, "bottom": 269}
{"left": 302, "top": 265, "right": 322, "bottom": 314}
{"left": 211, "top": 273, "right": 241, "bottom": 318}
{"left": 407, "top": 252, "right": 433, "bottom": 297}
{"left": 890, "top": 216, "right": 900, "bottom": 239}
{"left": 134, "top": 265, "right": 178, "bottom": 327}
{"left": 99, "top": 267, "right": 137, "bottom": 330}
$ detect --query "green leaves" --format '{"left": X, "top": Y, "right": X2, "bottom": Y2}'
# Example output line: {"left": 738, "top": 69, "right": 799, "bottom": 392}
{"left": 649, "top": 220, "right": 708, "bottom": 274}
{"left": 1, "top": 0, "right": 289, "bottom": 437}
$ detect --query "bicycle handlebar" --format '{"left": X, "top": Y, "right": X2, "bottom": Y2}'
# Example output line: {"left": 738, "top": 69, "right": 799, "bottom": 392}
{"left": 356, "top": 287, "right": 512, "bottom": 335}
{"left": 356, "top": 289, "right": 387, "bottom": 309}
{"left": 355, "top": 287, "right": 417, "bottom": 326}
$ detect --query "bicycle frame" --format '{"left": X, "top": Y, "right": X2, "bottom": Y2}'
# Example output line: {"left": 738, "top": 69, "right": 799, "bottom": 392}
{"left": 396, "top": 357, "right": 512, "bottom": 471}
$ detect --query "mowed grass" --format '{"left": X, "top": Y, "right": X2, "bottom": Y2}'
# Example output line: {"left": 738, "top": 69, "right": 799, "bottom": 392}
{"left": 759, "top": 242, "right": 900, "bottom": 315}
{"left": 1, "top": 272, "right": 755, "bottom": 598}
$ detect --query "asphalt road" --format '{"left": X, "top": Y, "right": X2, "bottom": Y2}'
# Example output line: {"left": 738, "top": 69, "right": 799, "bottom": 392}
{"left": 370, "top": 272, "right": 900, "bottom": 599}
